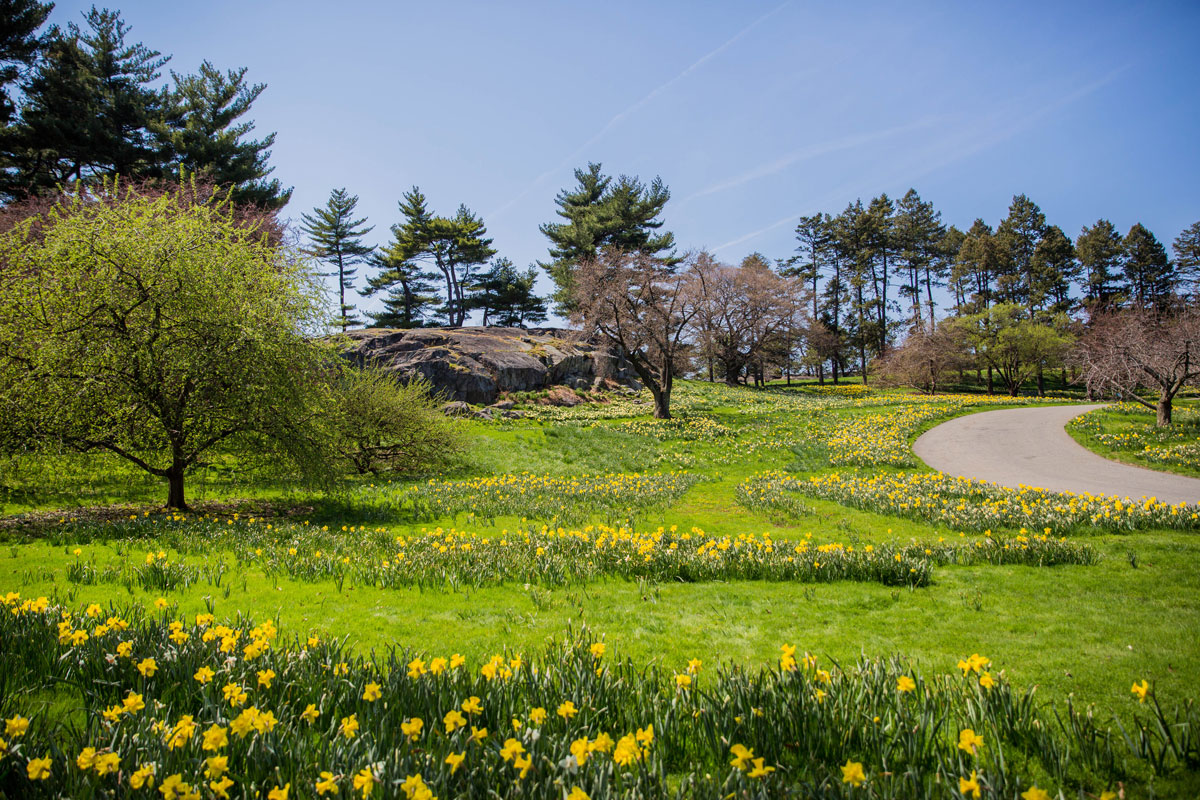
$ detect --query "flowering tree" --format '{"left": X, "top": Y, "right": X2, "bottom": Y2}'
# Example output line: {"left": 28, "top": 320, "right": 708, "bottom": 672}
{"left": 1074, "top": 307, "right": 1200, "bottom": 425}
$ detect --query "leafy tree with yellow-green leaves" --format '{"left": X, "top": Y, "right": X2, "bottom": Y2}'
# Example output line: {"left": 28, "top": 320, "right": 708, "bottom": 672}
{"left": 0, "top": 181, "right": 338, "bottom": 509}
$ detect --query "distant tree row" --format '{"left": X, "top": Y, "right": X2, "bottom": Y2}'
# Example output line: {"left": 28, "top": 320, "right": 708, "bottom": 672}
{"left": 0, "top": 1, "right": 288, "bottom": 207}
{"left": 546, "top": 167, "right": 1199, "bottom": 418}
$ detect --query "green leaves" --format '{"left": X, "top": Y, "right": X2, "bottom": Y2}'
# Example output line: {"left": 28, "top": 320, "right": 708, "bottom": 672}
{"left": 0, "top": 182, "right": 330, "bottom": 508}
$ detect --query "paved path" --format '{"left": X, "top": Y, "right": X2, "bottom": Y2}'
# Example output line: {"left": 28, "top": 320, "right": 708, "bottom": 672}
{"left": 912, "top": 404, "right": 1200, "bottom": 505}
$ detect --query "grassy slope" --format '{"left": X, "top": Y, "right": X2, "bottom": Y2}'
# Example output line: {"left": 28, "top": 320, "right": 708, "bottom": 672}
{"left": 2, "top": 382, "right": 1198, "bottom": 716}
{"left": 1066, "top": 400, "right": 1200, "bottom": 480}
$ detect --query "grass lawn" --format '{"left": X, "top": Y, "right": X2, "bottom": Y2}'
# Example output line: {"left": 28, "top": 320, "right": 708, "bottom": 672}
{"left": 3, "top": 380, "right": 1198, "bottom": 797}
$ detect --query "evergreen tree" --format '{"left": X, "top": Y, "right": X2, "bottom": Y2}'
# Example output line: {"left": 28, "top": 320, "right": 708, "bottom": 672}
{"left": 893, "top": 189, "right": 945, "bottom": 332}
{"left": 953, "top": 220, "right": 1000, "bottom": 313}
{"left": 1122, "top": 223, "right": 1175, "bottom": 309}
{"left": 865, "top": 193, "right": 896, "bottom": 352}
{"left": 10, "top": 7, "right": 168, "bottom": 195}
{"left": 0, "top": 0, "right": 53, "bottom": 127}
{"left": 1076, "top": 219, "right": 1125, "bottom": 312}
{"left": 470, "top": 258, "right": 547, "bottom": 327}
{"left": 994, "top": 194, "right": 1046, "bottom": 313}
{"left": 539, "top": 162, "right": 675, "bottom": 312}
{"left": 937, "top": 225, "right": 966, "bottom": 318}
{"left": 791, "top": 213, "right": 832, "bottom": 320}
{"left": 155, "top": 61, "right": 289, "bottom": 209}
{"left": 1172, "top": 220, "right": 1200, "bottom": 300}
{"left": 831, "top": 199, "right": 875, "bottom": 380}
{"left": 364, "top": 252, "right": 439, "bottom": 328}
{"left": 370, "top": 187, "right": 495, "bottom": 326}
{"left": 300, "top": 188, "right": 373, "bottom": 331}
{"left": 1030, "top": 224, "right": 1077, "bottom": 314}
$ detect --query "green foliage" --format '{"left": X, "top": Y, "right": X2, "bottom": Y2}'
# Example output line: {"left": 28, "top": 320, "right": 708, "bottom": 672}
{"left": 539, "top": 162, "right": 676, "bottom": 312}
{"left": 469, "top": 257, "right": 547, "bottom": 327}
{"left": 1076, "top": 218, "right": 1125, "bottom": 310}
{"left": 154, "top": 61, "right": 290, "bottom": 210}
{"left": 948, "top": 304, "right": 1072, "bottom": 396}
{"left": 8, "top": 8, "right": 168, "bottom": 195}
{"left": 0, "top": 181, "right": 330, "bottom": 509}
{"left": 1174, "top": 220, "right": 1200, "bottom": 299}
{"left": 1123, "top": 222, "right": 1175, "bottom": 309}
{"left": 1, "top": 6, "right": 284, "bottom": 207}
{"left": 323, "top": 370, "right": 465, "bottom": 476}
{"left": 367, "top": 187, "right": 496, "bottom": 326}
{"left": 300, "top": 188, "right": 374, "bottom": 330}
{"left": 0, "top": 0, "right": 53, "bottom": 127}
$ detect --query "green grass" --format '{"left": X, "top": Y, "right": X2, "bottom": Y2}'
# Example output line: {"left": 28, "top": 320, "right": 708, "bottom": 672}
{"left": 3, "top": 379, "right": 1199, "bottom": 785}
{"left": 1067, "top": 400, "right": 1200, "bottom": 479}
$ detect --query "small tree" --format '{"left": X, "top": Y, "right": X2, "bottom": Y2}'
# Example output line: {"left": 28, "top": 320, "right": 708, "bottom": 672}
{"left": 873, "top": 327, "right": 968, "bottom": 394}
{"left": 0, "top": 181, "right": 329, "bottom": 509}
{"left": 1074, "top": 307, "right": 1200, "bottom": 426}
{"left": 300, "top": 187, "right": 374, "bottom": 331}
{"left": 950, "top": 304, "right": 1071, "bottom": 397}
{"left": 571, "top": 249, "right": 698, "bottom": 419}
{"left": 323, "top": 371, "right": 464, "bottom": 475}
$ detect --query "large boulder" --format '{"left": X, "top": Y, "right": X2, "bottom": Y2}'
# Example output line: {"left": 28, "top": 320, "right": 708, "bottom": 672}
{"left": 340, "top": 327, "right": 639, "bottom": 405}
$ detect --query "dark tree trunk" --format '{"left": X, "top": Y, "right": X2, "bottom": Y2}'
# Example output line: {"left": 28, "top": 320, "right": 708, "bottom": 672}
{"left": 1157, "top": 394, "right": 1172, "bottom": 426}
{"left": 166, "top": 466, "right": 187, "bottom": 510}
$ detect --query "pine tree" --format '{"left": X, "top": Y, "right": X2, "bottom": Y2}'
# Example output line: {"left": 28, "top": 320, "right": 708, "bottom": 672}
{"left": 370, "top": 188, "right": 495, "bottom": 327}
{"left": 995, "top": 194, "right": 1046, "bottom": 313}
{"left": 300, "top": 188, "right": 374, "bottom": 331}
{"left": 893, "top": 189, "right": 945, "bottom": 332}
{"left": 1030, "top": 225, "right": 1077, "bottom": 314}
{"left": 539, "top": 162, "right": 675, "bottom": 312}
{"left": 11, "top": 8, "right": 169, "bottom": 195}
{"left": 364, "top": 252, "right": 439, "bottom": 328}
{"left": 1122, "top": 223, "right": 1175, "bottom": 309}
{"left": 469, "top": 258, "right": 547, "bottom": 327}
{"left": 1076, "top": 219, "right": 1125, "bottom": 312}
{"left": 791, "top": 213, "right": 832, "bottom": 320}
{"left": 832, "top": 200, "right": 876, "bottom": 380}
{"left": 155, "top": 61, "right": 290, "bottom": 209}
{"left": 865, "top": 193, "right": 896, "bottom": 353}
{"left": 0, "top": 0, "right": 53, "bottom": 127}
{"left": 1172, "top": 220, "right": 1200, "bottom": 300}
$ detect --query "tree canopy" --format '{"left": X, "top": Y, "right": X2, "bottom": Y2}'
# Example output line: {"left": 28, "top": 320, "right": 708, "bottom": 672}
{"left": 0, "top": 181, "right": 327, "bottom": 508}
{"left": 540, "top": 162, "right": 676, "bottom": 312}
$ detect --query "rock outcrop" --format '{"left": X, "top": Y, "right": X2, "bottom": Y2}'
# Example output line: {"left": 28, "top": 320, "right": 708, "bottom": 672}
{"left": 341, "top": 327, "right": 640, "bottom": 405}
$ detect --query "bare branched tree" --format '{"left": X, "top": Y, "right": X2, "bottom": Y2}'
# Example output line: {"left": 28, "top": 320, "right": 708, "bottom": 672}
{"left": 688, "top": 252, "right": 803, "bottom": 385}
{"left": 1073, "top": 307, "right": 1200, "bottom": 425}
{"left": 571, "top": 248, "right": 699, "bottom": 419}
{"left": 873, "top": 327, "right": 968, "bottom": 394}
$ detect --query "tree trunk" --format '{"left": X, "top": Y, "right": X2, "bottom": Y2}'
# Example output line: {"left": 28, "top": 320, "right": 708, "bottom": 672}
{"left": 1036, "top": 366, "right": 1045, "bottom": 397}
{"left": 166, "top": 466, "right": 187, "bottom": 510}
{"left": 1157, "top": 394, "right": 1172, "bottom": 426}
{"left": 651, "top": 385, "right": 671, "bottom": 419}
{"left": 986, "top": 366, "right": 993, "bottom": 395}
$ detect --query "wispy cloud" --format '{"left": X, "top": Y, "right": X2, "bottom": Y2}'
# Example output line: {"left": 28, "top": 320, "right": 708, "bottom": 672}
{"left": 682, "top": 117, "right": 941, "bottom": 204}
{"left": 710, "top": 65, "right": 1130, "bottom": 255}
{"left": 485, "top": 1, "right": 792, "bottom": 220}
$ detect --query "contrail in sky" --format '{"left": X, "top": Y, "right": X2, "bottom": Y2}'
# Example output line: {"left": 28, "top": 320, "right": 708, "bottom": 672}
{"left": 486, "top": 1, "right": 792, "bottom": 220}
{"left": 710, "top": 65, "right": 1130, "bottom": 255}
{"left": 681, "top": 117, "right": 942, "bottom": 204}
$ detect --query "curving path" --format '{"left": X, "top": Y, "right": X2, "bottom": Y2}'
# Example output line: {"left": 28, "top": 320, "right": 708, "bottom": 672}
{"left": 912, "top": 404, "right": 1200, "bottom": 505}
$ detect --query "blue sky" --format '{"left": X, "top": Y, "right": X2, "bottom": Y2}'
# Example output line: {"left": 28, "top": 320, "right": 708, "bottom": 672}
{"left": 51, "top": 0, "right": 1200, "bottom": 322}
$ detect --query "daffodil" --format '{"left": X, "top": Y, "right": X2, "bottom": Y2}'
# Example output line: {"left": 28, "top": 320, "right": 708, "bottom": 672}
{"left": 840, "top": 759, "right": 866, "bottom": 787}
{"left": 959, "top": 770, "right": 981, "bottom": 799}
